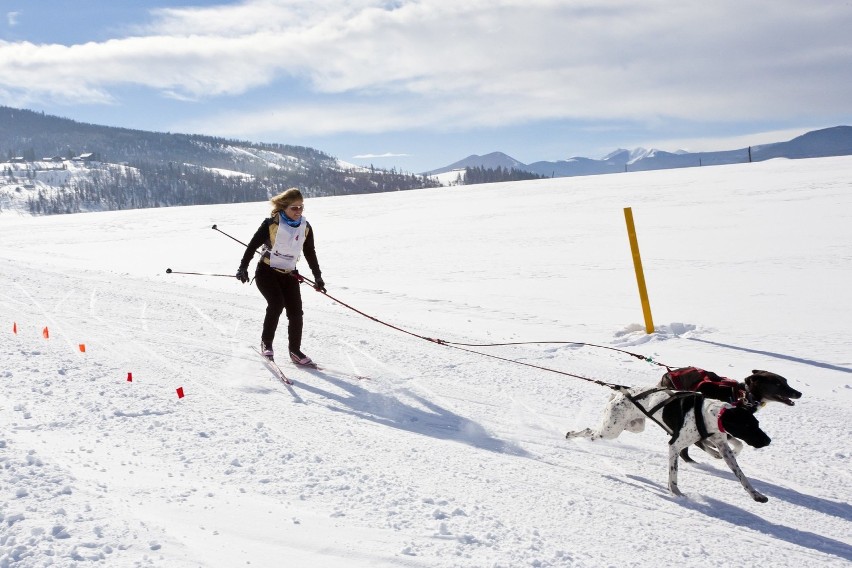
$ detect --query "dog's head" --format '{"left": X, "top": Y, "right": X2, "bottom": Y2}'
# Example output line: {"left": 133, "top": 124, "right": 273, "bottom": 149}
{"left": 744, "top": 370, "right": 802, "bottom": 406}
{"left": 720, "top": 406, "right": 771, "bottom": 448}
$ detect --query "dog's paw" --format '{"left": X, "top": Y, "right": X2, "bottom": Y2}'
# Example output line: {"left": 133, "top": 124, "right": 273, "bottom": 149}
{"left": 565, "top": 429, "right": 591, "bottom": 439}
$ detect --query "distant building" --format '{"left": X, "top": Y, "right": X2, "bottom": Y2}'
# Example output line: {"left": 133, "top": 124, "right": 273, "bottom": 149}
{"left": 10, "top": 156, "right": 26, "bottom": 163}
{"left": 72, "top": 152, "right": 99, "bottom": 162}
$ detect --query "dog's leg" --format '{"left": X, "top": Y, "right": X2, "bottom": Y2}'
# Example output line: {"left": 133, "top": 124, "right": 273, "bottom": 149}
{"left": 714, "top": 436, "right": 768, "bottom": 503}
{"left": 699, "top": 440, "right": 723, "bottom": 459}
{"left": 727, "top": 435, "right": 743, "bottom": 456}
{"left": 668, "top": 445, "right": 684, "bottom": 497}
{"left": 566, "top": 395, "right": 641, "bottom": 441}
{"left": 565, "top": 428, "right": 595, "bottom": 439}
{"left": 669, "top": 414, "right": 708, "bottom": 497}
{"left": 565, "top": 421, "right": 637, "bottom": 441}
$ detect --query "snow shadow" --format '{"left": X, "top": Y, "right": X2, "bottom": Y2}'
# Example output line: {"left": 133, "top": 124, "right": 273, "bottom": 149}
{"left": 613, "top": 471, "right": 852, "bottom": 561}
{"left": 686, "top": 337, "right": 852, "bottom": 373}
{"left": 753, "top": 482, "right": 852, "bottom": 522}
{"left": 689, "top": 497, "right": 852, "bottom": 562}
{"left": 687, "top": 461, "right": 852, "bottom": 522}
{"left": 294, "top": 368, "right": 528, "bottom": 457}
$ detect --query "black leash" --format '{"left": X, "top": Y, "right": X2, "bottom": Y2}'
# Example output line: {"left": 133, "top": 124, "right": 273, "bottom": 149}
{"left": 301, "top": 279, "right": 708, "bottom": 440}
{"left": 211, "top": 223, "right": 669, "bottom": 393}
{"left": 297, "top": 270, "right": 711, "bottom": 441}
{"left": 434, "top": 339, "right": 670, "bottom": 369}
{"left": 210, "top": 222, "right": 703, "bottom": 439}
{"left": 294, "top": 275, "right": 636, "bottom": 390}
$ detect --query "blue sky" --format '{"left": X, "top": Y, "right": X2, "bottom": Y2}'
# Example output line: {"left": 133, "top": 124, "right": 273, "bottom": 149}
{"left": 2, "top": 1, "right": 851, "bottom": 173}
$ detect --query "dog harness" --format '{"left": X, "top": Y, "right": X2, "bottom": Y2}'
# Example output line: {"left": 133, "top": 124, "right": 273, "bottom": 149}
{"left": 716, "top": 403, "right": 735, "bottom": 434}
{"left": 664, "top": 366, "right": 759, "bottom": 409}
{"left": 627, "top": 388, "right": 711, "bottom": 445}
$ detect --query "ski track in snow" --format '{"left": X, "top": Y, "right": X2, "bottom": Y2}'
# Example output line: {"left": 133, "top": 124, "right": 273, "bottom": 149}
{"left": 2, "top": 157, "right": 852, "bottom": 567}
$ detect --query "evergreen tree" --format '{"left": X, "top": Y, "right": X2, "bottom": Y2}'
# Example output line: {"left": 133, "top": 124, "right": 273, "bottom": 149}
{"left": 462, "top": 166, "right": 544, "bottom": 185}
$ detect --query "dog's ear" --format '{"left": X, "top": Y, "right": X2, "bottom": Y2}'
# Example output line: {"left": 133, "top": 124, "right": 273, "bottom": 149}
{"left": 752, "top": 370, "right": 766, "bottom": 375}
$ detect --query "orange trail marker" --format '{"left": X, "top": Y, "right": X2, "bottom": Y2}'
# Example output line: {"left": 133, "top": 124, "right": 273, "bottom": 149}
{"left": 42, "top": 327, "right": 49, "bottom": 339}
{"left": 79, "top": 344, "right": 86, "bottom": 353}
{"left": 176, "top": 387, "right": 185, "bottom": 399}
{"left": 13, "top": 322, "right": 17, "bottom": 334}
{"left": 127, "top": 372, "right": 133, "bottom": 382}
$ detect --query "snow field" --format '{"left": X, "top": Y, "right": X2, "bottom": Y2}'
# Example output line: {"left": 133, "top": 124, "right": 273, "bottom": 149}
{"left": 2, "top": 156, "right": 851, "bottom": 567}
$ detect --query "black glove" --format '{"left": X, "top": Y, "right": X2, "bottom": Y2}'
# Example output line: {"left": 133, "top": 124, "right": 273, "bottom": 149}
{"left": 236, "top": 267, "right": 249, "bottom": 283}
{"left": 313, "top": 275, "right": 326, "bottom": 292}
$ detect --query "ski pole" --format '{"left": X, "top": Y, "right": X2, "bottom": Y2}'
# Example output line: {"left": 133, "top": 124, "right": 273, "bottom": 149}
{"left": 212, "top": 224, "right": 250, "bottom": 248}
{"left": 165, "top": 268, "right": 235, "bottom": 278}
{"left": 213, "top": 224, "right": 266, "bottom": 258}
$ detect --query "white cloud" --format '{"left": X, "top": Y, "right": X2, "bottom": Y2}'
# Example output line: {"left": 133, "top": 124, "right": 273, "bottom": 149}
{"left": 353, "top": 152, "right": 411, "bottom": 158}
{"left": 1, "top": 0, "right": 851, "bottom": 136}
{"left": 6, "top": 11, "right": 20, "bottom": 27}
{"left": 175, "top": 99, "right": 438, "bottom": 138}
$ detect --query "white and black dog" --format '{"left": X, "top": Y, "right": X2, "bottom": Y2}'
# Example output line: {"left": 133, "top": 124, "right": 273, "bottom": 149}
{"left": 659, "top": 368, "right": 802, "bottom": 408}
{"left": 659, "top": 367, "right": 801, "bottom": 461}
{"left": 566, "top": 387, "right": 771, "bottom": 502}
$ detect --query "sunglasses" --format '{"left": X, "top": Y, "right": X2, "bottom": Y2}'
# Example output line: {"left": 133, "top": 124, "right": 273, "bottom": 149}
{"left": 287, "top": 205, "right": 305, "bottom": 212}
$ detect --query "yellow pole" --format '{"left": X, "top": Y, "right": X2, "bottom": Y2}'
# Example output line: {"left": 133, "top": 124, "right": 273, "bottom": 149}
{"left": 623, "top": 207, "right": 655, "bottom": 334}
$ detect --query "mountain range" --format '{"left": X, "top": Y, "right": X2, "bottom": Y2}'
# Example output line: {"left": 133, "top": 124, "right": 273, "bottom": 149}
{"left": 427, "top": 126, "right": 852, "bottom": 178}
{"left": 3, "top": 103, "right": 852, "bottom": 216}
{"left": 0, "top": 106, "right": 438, "bottom": 214}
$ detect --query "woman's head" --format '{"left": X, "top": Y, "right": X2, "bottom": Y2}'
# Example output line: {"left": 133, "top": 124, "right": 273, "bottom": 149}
{"left": 270, "top": 188, "right": 304, "bottom": 220}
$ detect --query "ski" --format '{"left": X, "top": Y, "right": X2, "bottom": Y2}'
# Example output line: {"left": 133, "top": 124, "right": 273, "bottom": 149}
{"left": 312, "top": 365, "right": 371, "bottom": 381}
{"left": 251, "top": 346, "right": 294, "bottom": 385}
{"left": 291, "top": 359, "right": 371, "bottom": 381}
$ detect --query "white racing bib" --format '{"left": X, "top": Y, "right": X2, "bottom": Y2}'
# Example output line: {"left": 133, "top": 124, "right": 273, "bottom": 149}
{"left": 269, "top": 215, "right": 307, "bottom": 271}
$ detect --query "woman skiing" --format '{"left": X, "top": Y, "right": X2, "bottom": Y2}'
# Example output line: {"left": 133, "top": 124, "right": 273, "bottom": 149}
{"left": 236, "top": 188, "right": 325, "bottom": 365}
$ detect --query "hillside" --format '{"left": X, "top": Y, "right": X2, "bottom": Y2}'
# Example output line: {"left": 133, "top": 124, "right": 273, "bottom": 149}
{"left": 0, "top": 106, "right": 439, "bottom": 215}
{"left": 0, "top": 106, "right": 333, "bottom": 174}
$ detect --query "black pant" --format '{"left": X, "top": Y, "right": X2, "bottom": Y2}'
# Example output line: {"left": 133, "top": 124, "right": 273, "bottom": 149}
{"left": 254, "top": 262, "right": 303, "bottom": 353}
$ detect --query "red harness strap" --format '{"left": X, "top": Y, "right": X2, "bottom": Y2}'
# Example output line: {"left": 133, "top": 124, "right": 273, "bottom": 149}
{"left": 665, "top": 367, "right": 696, "bottom": 390}
{"left": 717, "top": 404, "right": 733, "bottom": 433}
{"left": 667, "top": 367, "right": 728, "bottom": 389}
{"left": 667, "top": 367, "right": 745, "bottom": 405}
{"left": 694, "top": 376, "right": 742, "bottom": 394}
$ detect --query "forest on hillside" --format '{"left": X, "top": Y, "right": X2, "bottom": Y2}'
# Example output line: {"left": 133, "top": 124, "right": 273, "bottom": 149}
{"left": 15, "top": 161, "right": 437, "bottom": 215}
{"left": 1, "top": 107, "right": 441, "bottom": 214}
